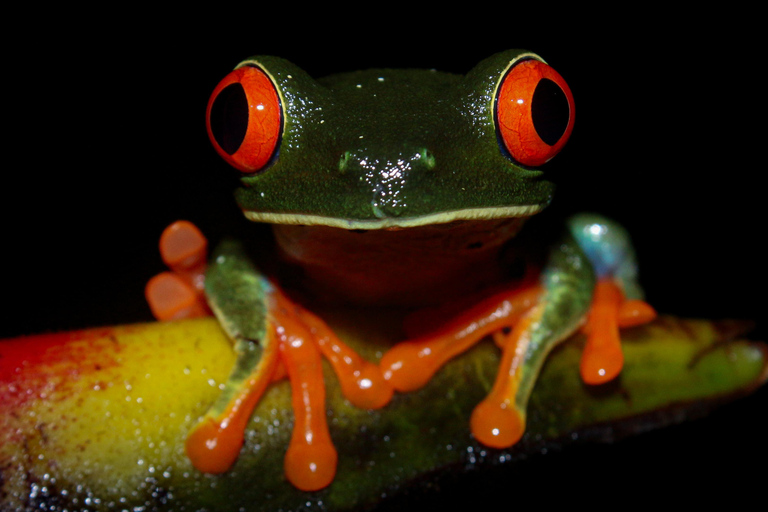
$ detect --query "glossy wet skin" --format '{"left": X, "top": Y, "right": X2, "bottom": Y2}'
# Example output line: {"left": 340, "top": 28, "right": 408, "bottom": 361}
{"left": 163, "top": 50, "right": 659, "bottom": 492}
{"left": 212, "top": 50, "right": 567, "bottom": 224}
{"left": 208, "top": 50, "right": 574, "bottom": 304}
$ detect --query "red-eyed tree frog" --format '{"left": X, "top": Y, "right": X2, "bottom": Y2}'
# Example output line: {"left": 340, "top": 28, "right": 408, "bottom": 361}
{"left": 145, "top": 49, "right": 656, "bottom": 492}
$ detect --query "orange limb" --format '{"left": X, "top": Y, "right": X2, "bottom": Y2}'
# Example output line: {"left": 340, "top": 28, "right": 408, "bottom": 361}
{"left": 174, "top": 276, "right": 387, "bottom": 491}
{"left": 185, "top": 324, "right": 281, "bottom": 474}
{"left": 270, "top": 291, "right": 338, "bottom": 492}
{"left": 380, "top": 286, "right": 542, "bottom": 392}
{"left": 147, "top": 222, "right": 389, "bottom": 488}
{"left": 146, "top": 221, "right": 210, "bottom": 320}
{"left": 269, "top": 292, "right": 393, "bottom": 490}
{"left": 618, "top": 299, "right": 657, "bottom": 328}
{"left": 580, "top": 280, "right": 656, "bottom": 385}
{"left": 297, "top": 306, "right": 393, "bottom": 409}
{"left": 470, "top": 306, "right": 543, "bottom": 448}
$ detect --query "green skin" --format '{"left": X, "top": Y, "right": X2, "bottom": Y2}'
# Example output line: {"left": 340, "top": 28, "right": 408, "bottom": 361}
{"left": 205, "top": 50, "right": 643, "bottom": 452}
{"left": 235, "top": 50, "right": 551, "bottom": 226}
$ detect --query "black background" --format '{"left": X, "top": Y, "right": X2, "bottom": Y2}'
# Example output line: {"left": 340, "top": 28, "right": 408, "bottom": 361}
{"left": 3, "top": 13, "right": 765, "bottom": 510}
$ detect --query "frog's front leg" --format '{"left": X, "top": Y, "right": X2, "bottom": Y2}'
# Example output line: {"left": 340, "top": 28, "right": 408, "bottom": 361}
{"left": 380, "top": 215, "right": 656, "bottom": 448}
{"left": 380, "top": 230, "right": 595, "bottom": 447}
{"left": 146, "top": 223, "right": 393, "bottom": 491}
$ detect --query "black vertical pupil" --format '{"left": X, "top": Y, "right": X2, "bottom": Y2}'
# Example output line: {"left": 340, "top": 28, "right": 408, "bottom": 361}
{"left": 531, "top": 78, "right": 569, "bottom": 146}
{"left": 209, "top": 83, "right": 248, "bottom": 155}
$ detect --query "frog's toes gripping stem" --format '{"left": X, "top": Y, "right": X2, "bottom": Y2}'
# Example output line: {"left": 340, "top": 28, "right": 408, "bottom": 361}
{"left": 269, "top": 292, "right": 394, "bottom": 490}
{"left": 380, "top": 216, "right": 656, "bottom": 449}
{"left": 380, "top": 286, "right": 544, "bottom": 447}
{"left": 192, "top": 257, "right": 392, "bottom": 491}
{"left": 380, "top": 233, "right": 593, "bottom": 448}
{"left": 579, "top": 280, "right": 656, "bottom": 384}
{"left": 147, "top": 225, "right": 392, "bottom": 491}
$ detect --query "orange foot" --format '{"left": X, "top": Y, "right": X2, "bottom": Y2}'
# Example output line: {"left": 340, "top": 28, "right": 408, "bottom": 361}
{"left": 380, "top": 278, "right": 656, "bottom": 449}
{"left": 145, "top": 221, "right": 393, "bottom": 491}
{"left": 145, "top": 220, "right": 211, "bottom": 320}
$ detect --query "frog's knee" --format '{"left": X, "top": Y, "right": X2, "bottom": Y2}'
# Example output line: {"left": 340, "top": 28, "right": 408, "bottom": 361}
{"left": 567, "top": 213, "right": 633, "bottom": 275}
{"left": 567, "top": 213, "right": 644, "bottom": 300}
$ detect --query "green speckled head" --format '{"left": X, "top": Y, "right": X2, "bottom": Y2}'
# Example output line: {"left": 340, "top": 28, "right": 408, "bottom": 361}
{"left": 209, "top": 50, "right": 572, "bottom": 229}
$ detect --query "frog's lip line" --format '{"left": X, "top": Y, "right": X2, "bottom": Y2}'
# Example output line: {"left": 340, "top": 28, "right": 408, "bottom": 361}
{"left": 243, "top": 204, "right": 545, "bottom": 230}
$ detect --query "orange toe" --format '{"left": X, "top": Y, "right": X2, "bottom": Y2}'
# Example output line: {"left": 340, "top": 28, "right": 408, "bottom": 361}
{"left": 284, "top": 441, "right": 338, "bottom": 492}
{"left": 145, "top": 272, "right": 208, "bottom": 320}
{"left": 580, "top": 334, "right": 624, "bottom": 385}
{"left": 185, "top": 416, "right": 244, "bottom": 474}
{"left": 618, "top": 299, "right": 657, "bottom": 327}
{"left": 580, "top": 280, "right": 625, "bottom": 385}
{"left": 160, "top": 220, "right": 208, "bottom": 272}
{"left": 470, "top": 399, "right": 525, "bottom": 448}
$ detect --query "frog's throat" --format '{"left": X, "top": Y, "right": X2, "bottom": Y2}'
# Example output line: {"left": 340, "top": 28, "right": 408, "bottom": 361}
{"left": 242, "top": 204, "right": 546, "bottom": 230}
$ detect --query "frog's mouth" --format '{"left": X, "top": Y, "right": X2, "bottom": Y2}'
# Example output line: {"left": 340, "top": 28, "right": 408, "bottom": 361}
{"left": 242, "top": 203, "right": 546, "bottom": 230}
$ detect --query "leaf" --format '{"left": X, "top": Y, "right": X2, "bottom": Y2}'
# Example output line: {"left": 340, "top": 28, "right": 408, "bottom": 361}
{"left": 1, "top": 313, "right": 765, "bottom": 512}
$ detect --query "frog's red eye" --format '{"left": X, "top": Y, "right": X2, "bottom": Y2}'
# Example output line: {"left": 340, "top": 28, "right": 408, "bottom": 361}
{"left": 206, "top": 65, "right": 282, "bottom": 173}
{"left": 495, "top": 58, "right": 574, "bottom": 167}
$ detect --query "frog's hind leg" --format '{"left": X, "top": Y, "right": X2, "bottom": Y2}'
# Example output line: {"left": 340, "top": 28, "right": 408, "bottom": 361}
{"left": 568, "top": 214, "right": 657, "bottom": 384}
{"left": 470, "top": 217, "right": 656, "bottom": 447}
{"left": 380, "top": 217, "right": 656, "bottom": 450}
{"left": 380, "top": 228, "right": 598, "bottom": 448}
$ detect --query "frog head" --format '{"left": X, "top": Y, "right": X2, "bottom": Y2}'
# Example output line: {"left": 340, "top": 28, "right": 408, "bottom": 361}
{"left": 206, "top": 49, "right": 574, "bottom": 230}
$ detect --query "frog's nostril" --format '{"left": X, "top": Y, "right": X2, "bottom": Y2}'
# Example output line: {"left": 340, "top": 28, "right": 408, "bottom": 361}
{"left": 338, "top": 147, "right": 437, "bottom": 178}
